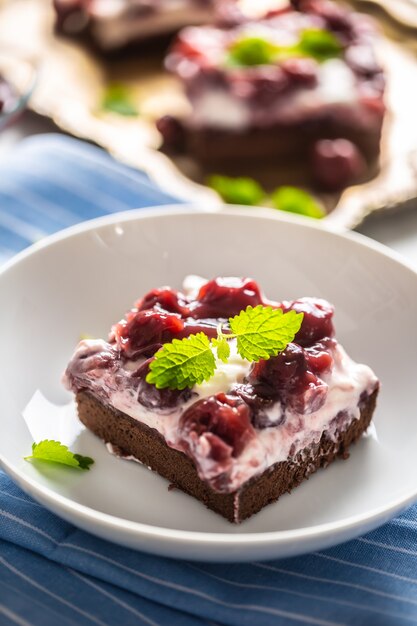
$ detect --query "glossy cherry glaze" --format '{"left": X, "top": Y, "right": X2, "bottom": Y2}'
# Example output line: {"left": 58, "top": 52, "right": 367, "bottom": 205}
{"left": 178, "top": 393, "right": 256, "bottom": 479}
{"left": 189, "top": 277, "right": 264, "bottom": 319}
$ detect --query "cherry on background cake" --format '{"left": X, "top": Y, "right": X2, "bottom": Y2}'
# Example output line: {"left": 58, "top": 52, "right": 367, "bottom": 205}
{"left": 63, "top": 276, "right": 379, "bottom": 523}
{"left": 53, "top": 0, "right": 217, "bottom": 52}
{"left": 157, "top": 0, "right": 386, "bottom": 189}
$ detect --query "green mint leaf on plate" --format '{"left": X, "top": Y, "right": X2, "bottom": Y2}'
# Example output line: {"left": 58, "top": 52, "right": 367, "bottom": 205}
{"left": 226, "top": 36, "right": 281, "bottom": 67}
{"left": 271, "top": 186, "right": 325, "bottom": 219}
{"left": 229, "top": 305, "right": 304, "bottom": 361}
{"left": 297, "top": 28, "right": 342, "bottom": 62}
{"left": 212, "top": 336, "right": 231, "bottom": 363}
{"left": 208, "top": 175, "right": 265, "bottom": 205}
{"left": 101, "top": 83, "right": 139, "bottom": 117}
{"left": 25, "top": 440, "right": 94, "bottom": 470}
{"left": 146, "top": 332, "right": 216, "bottom": 390}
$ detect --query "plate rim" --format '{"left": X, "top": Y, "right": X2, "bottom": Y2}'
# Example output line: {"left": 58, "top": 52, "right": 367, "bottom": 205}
{"left": 1, "top": 204, "right": 416, "bottom": 551}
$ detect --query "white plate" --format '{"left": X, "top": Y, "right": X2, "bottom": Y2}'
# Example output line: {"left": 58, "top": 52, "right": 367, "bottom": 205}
{"left": 1, "top": 206, "right": 417, "bottom": 562}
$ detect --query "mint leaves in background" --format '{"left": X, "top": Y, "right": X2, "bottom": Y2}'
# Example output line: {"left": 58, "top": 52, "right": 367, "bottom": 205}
{"left": 271, "top": 186, "right": 325, "bottom": 218}
{"left": 101, "top": 83, "right": 139, "bottom": 117}
{"left": 208, "top": 175, "right": 265, "bottom": 205}
{"left": 226, "top": 28, "right": 342, "bottom": 68}
{"left": 208, "top": 175, "right": 325, "bottom": 219}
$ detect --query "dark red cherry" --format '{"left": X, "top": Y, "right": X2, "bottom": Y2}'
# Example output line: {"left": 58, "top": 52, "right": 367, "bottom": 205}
{"left": 246, "top": 343, "right": 308, "bottom": 396}
{"left": 66, "top": 341, "right": 118, "bottom": 378}
{"left": 156, "top": 115, "right": 186, "bottom": 151}
{"left": 179, "top": 393, "right": 255, "bottom": 458}
{"left": 189, "top": 277, "right": 263, "bottom": 319}
{"left": 285, "top": 298, "right": 334, "bottom": 346}
{"left": 112, "top": 310, "right": 185, "bottom": 358}
{"left": 136, "top": 287, "right": 188, "bottom": 316}
{"left": 281, "top": 58, "right": 318, "bottom": 87}
{"left": 305, "top": 339, "right": 335, "bottom": 374}
{"left": 312, "top": 138, "right": 366, "bottom": 191}
{"left": 302, "top": 0, "right": 354, "bottom": 37}
{"left": 288, "top": 371, "right": 328, "bottom": 414}
{"left": 232, "top": 384, "right": 283, "bottom": 429}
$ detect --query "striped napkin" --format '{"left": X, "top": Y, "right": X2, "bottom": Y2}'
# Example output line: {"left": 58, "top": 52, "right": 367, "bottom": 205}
{"left": 1, "top": 135, "right": 416, "bottom": 626}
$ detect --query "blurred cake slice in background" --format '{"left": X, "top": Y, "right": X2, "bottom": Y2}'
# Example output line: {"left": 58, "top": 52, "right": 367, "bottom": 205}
{"left": 53, "top": 0, "right": 217, "bottom": 52}
{"left": 157, "top": 0, "right": 386, "bottom": 191}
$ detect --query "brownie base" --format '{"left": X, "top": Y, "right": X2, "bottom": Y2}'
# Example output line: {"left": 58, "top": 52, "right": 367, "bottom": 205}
{"left": 159, "top": 116, "right": 382, "bottom": 186}
{"left": 76, "top": 388, "right": 378, "bottom": 523}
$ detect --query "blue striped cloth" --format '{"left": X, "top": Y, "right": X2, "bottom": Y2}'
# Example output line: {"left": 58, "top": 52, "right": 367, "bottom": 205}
{"left": 1, "top": 135, "right": 417, "bottom": 626}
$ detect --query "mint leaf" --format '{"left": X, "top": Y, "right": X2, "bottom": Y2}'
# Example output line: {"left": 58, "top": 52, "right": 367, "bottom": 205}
{"left": 226, "top": 36, "right": 281, "bottom": 67}
{"left": 146, "top": 332, "right": 216, "bottom": 390}
{"left": 25, "top": 440, "right": 94, "bottom": 470}
{"left": 229, "top": 305, "right": 303, "bottom": 361}
{"left": 208, "top": 175, "right": 265, "bottom": 205}
{"left": 225, "top": 29, "right": 341, "bottom": 68}
{"left": 271, "top": 186, "right": 325, "bottom": 219}
{"left": 297, "top": 28, "right": 342, "bottom": 62}
{"left": 212, "top": 336, "right": 231, "bottom": 363}
{"left": 101, "top": 83, "right": 139, "bottom": 117}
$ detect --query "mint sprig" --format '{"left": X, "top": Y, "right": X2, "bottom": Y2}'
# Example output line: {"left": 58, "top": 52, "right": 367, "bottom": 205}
{"left": 146, "top": 305, "right": 303, "bottom": 390}
{"left": 229, "top": 306, "right": 303, "bottom": 361}
{"left": 146, "top": 332, "right": 216, "bottom": 390}
{"left": 212, "top": 335, "right": 231, "bottom": 363}
{"left": 226, "top": 28, "right": 341, "bottom": 68}
{"left": 25, "top": 440, "right": 94, "bottom": 470}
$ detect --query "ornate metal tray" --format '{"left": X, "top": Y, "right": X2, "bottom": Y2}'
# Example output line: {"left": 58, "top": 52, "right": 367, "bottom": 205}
{"left": 1, "top": 0, "right": 417, "bottom": 228}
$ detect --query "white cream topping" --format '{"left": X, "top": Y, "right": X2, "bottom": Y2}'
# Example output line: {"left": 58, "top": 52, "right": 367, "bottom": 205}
{"left": 191, "top": 90, "right": 251, "bottom": 130}
{"left": 194, "top": 340, "right": 250, "bottom": 397}
{"left": 190, "top": 59, "right": 360, "bottom": 130}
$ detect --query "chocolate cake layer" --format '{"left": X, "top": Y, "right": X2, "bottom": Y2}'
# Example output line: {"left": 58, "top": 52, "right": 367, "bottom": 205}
{"left": 159, "top": 117, "right": 382, "bottom": 187}
{"left": 76, "top": 388, "right": 378, "bottom": 523}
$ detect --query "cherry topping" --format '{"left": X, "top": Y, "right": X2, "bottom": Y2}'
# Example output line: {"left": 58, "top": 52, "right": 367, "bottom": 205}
{"left": 233, "top": 67, "right": 290, "bottom": 105}
{"left": 246, "top": 343, "right": 308, "bottom": 397}
{"left": 68, "top": 341, "right": 118, "bottom": 377}
{"left": 156, "top": 115, "right": 186, "bottom": 151}
{"left": 189, "top": 277, "right": 263, "bottom": 319}
{"left": 179, "top": 392, "right": 255, "bottom": 458}
{"left": 137, "top": 287, "right": 188, "bottom": 316}
{"left": 287, "top": 371, "right": 328, "bottom": 414}
{"left": 312, "top": 138, "right": 366, "bottom": 191}
{"left": 281, "top": 58, "right": 318, "bottom": 87}
{"left": 233, "top": 383, "right": 282, "bottom": 429}
{"left": 112, "top": 310, "right": 185, "bottom": 358}
{"left": 305, "top": 338, "right": 335, "bottom": 374}
{"left": 285, "top": 297, "right": 334, "bottom": 346}
{"left": 245, "top": 342, "right": 329, "bottom": 415}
